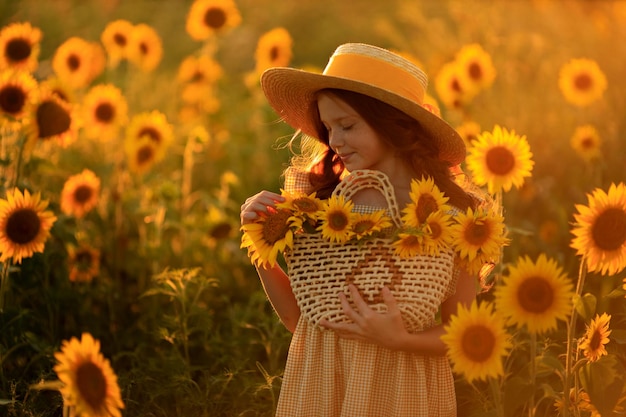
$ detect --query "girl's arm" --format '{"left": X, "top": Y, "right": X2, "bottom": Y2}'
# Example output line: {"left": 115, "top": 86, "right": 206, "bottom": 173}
{"left": 320, "top": 268, "right": 476, "bottom": 355}
{"left": 255, "top": 263, "right": 301, "bottom": 333}
{"left": 241, "top": 190, "right": 301, "bottom": 333}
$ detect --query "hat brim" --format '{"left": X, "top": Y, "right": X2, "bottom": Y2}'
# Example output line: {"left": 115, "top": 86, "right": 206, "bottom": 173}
{"left": 261, "top": 67, "right": 466, "bottom": 166}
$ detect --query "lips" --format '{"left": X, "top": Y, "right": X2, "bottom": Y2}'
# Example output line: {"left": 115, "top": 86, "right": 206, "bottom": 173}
{"left": 338, "top": 152, "right": 354, "bottom": 163}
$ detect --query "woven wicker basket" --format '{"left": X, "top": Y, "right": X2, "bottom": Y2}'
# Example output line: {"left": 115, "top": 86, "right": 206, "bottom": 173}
{"left": 286, "top": 170, "right": 457, "bottom": 332}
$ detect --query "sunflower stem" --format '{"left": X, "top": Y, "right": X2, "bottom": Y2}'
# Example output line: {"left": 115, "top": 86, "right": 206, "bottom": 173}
{"left": 0, "top": 261, "right": 10, "bottom": 313}
{"left": 529, "top": 331, "right": 537, "bottom": 417}
{"left": 488, "top": 376, "right": 504, "bottom": 417}
{"left": 562, "top": 257, "right": 587, "bottom": 417}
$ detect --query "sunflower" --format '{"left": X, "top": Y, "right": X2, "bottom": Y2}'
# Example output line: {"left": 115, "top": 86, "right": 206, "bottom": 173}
{"left": 455, "top": 121, "right": 482, "bottom": 150}
{"left": 579, "top": 312, "right": 611, "bottom": 362}
{"left": 60, "top": 169, "right": 101, "bottom": 218}
{"left": 571, "top": 182, "right": 626, "bottom": 276}
{"left": 125, "top": 110, "right": 173, "bottom": 160}
{"left": 40, "top": 76, "right": 75, "bottom": 104}
{"left": 254, "top": 27, "right": 293, "bottom": 75}
{"left": 26, "top": 89, "right": 78, "bottom": 150}
{"left": 351, "top": 210, "right": 392, "bottom": 240}
{"left": 434, "top": 61, "right": 475, "bottom": 109}
{"left": 0, "top": 68, "right": 38, "bottom": 121}
{"left": 177, "top": 54, "right": 223, "bottom": 85}
{"left": 53, "top": 333, "right": 124, "bottom": 417}
{"left": 558, "top": 58, "right": 607, "bottom": 107}
{"left": 455, "top": 43, "right": 496, "bottom": 92}
{"left": 52, "top": 37, "right": 104, "bottom": 90}
{"left": 317, "top": 195, "right": 355, "bottom": 243}
{"left": 100, "top": 19, "right": 134, "bottom": 67}
{"left": 451, "top": 206, "right": 509, "bottom": 274}
{"left": 570, "top": 124, "right": 601, "bottom": 162}
{"left": 441, "top": 300, "right": 511, "bottom": 383}
{"left": 466, "top": 125, "right": 534, "bottom": 194}
{"left": 422, "top": 210, "right": 454, "bottom": 256}
{"left": 494, "top": 254, "right": 574, "bottom": 334}
{"left": 185, "top": 0, "right": 242, "bottom": 41}
{"left": 125, "top": 136, "right": 160, "bottom": 175}
{"left": 393, "top": 231, "right": 425, "bottom": 258}
{"left": 0, "top": 188, "right": 57, "bottom": 264}
{"left": 81, "top": 84, "right": 128, "bottom": 140}
{"left": 0, "top": 22, "right": 42, "bottom": 72}
{"left": 276, "top": 190, "right": 324, "bottom": 231}
{"left": 401, "top": 176, "right": 451, "bottom": 228}
{"left": 67, "top": 244, "right": 101, "bottom": 283}
{"left": 127, "top": 23, "right": 163, "bottom": 72}
{"left": 240, "top": 208, "right": 294, "bottom": 268}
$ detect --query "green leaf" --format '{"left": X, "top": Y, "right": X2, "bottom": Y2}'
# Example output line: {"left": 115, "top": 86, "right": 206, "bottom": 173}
{"left": 578, "top": 355, "right": 625, "bottom": 417}
{"left": 573, "top": 293, "right": 596, "bottom": 321}
{"left": 503, "top": 376, "right": 535, "bottom": 416}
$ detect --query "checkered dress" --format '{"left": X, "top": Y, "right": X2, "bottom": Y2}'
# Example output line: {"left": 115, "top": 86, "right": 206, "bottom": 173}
{"left": 275, "top": 169, "right": 458, "bottom": 417}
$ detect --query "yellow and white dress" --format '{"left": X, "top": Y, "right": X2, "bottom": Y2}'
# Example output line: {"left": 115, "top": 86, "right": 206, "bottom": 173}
{"left": 275, "top": 169, "right": 459, "bottom": 417}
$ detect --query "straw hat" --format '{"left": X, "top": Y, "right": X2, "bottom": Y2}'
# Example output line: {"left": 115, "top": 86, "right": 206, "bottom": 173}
{"left": 260, "top": 43, "right": 466, "bottom": 166}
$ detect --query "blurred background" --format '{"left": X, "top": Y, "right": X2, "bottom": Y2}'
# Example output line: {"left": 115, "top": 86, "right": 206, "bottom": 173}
{"left": 0, "top": 0, "right": 624, "bottom": 416}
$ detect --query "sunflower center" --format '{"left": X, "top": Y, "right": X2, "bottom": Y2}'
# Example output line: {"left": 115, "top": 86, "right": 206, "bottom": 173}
{"left": 76, "top": 361, "right": 107, "bottom": 410}
{"left": 591, "top": 207, "right": 626, "bottom": 251}
{"left": 517, "top": 276, "right": 554, "bottom": 314}
{"left": 461, "top": 324, "right": 495, "bottom": 362}
{"left": 67, "top": 54, "right": 81, "bottom": 71}
{"left": 138, "top": 127, "right": 161, "bottom": 143}
{"left": 353, "top": 219, "right": 375, "bottom": 234}
{"left": 136, "top": 145, "right": 154, "bottom": 164}
{"left": 463, "top": 221, "right": 490, "bottom": 246}
{"left": 139, "top": 42, "right": 148, "bottom": 56}
{"left": 574, "top": 73, "right": 592, "bottom": 91}
{"left": 417, "top": 194, "right": 438, "bottom": 224}
{"left": 328, "top": 211, "right": 349, "bottom": 231}
{"left": 73, "top": 185, "right": 94, "bottom": 204}
{"left": 6, "top": 208, "right": 41, "bottom": 244}
{"left": 428, "top": 221, "right": 442, "bottom": 239}
{"left": 589, "top": 330, "right": 602, "bottom": 351}
{"left": 451, "top": 78, "right": 462, "bottom": 93}
{"left": 293, "top": 198, "right": 319, "bottom": 214}
{"left": 403, "top": 234, "right": 420, "bottom": 248}
{"left": 36, "top": 100, "right": 71, "bottom": 139}
{"left": 113, "top": 33, "right": 127, "bottom": 47}
{"left": 7, "top": 38, "right": 31, "bottom": 62}
{"left": 0, "top": 86, "right": 26, "bottom": 114}
{"left": 581, "top": 137, "right": 594, "bottom": 150}
{"left": 486, "top": 146, "right": 515, "bottom": 175}
{"left": 270, "top": 46, "right": 279, "bottom": 62}
{"left": 468, "top": 62, "right": 483, "bottom": 81}
{"left": 95, "top": 103, "right": 115, "bottom": 123}
{"left": 76, "top": 250, "right": 94, "bottom": 270}
{"left": 204, "top": 8, "right": 227, "bottom": 30}
{"left": 262, "top": 210, "right": 291, "bottom": 244}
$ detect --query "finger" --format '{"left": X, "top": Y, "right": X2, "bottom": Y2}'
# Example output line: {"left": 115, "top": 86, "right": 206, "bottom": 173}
{"left": 381, "top": 286, "right": 400, "bottom": 315}
{"left": 347, "top": 284, "right": 371, "bottom": 314}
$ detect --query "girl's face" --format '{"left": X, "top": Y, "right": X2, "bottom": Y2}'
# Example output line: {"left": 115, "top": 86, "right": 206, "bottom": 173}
{"left": 317, "top": 93, "right": 397, "bottom": 174}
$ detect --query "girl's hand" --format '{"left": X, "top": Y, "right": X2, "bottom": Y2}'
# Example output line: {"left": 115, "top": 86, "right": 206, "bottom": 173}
{"left": 320, "top": 284, "right": 409, "bottom": 350}
{"left": 240, "top": 191, "right": 285, "bottom": 226}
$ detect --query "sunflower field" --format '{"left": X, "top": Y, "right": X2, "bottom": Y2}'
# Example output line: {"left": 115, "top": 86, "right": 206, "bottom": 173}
{"left": 0, "top": 0, "right": 625, "bottom": 416}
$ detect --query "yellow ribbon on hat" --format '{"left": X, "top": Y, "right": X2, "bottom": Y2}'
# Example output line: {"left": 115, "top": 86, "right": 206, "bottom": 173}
{"left": 323, "top": 53, "right": 426, "bottom": 105}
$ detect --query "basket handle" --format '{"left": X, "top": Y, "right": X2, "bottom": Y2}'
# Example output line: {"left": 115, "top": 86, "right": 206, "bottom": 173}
{"left": 332, "top": 170, "right": 403, "bottom": 227}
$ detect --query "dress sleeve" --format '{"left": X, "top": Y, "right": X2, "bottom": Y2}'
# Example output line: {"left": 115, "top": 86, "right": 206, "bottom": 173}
{"left": 283, "top": 167, "right": 314, "bottom": 194}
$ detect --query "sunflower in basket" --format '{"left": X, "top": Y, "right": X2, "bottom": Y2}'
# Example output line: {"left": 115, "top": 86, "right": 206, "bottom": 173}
{"left": 240, "top": 207, "right": 299, "bottom": 268}
{"left": 276, "top": 190, "right": 324, "bottom": 233}
{"left": 421, "top": 210, "right": 455, "bottom": 256}
{"left": 317, "top": 195, "right": 355, "bottom": 243}
{"left": 402, "top": 176, "right": 452, "bottom": 228}
{"left": 351, "top": 210, "right": 393, "bottom": 240}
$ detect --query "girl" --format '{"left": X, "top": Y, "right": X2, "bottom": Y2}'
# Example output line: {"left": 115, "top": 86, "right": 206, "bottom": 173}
{"left": 241, "top": 43, "right": 481, "bottom": 417}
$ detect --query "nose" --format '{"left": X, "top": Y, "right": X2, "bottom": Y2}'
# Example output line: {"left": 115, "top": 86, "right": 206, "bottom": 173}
{"left": 328, "top": 129, "right": 343, "bottom": 151}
